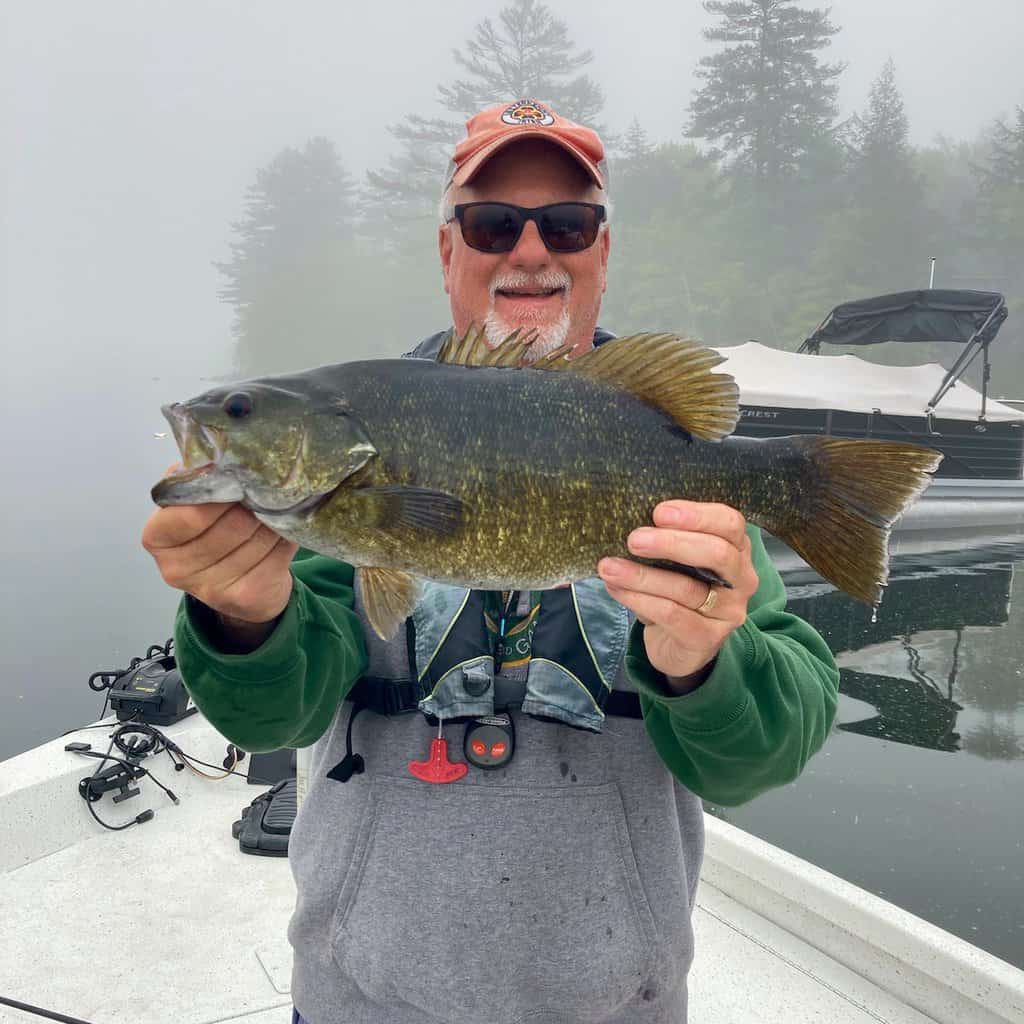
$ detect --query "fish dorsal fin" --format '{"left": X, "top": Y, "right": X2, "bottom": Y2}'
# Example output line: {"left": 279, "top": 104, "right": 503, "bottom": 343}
{"left": 530, "top": 333, "right": 739, "bottom": 441}
{"left": 437, "top": 324, "right": 540, "bottom": 368}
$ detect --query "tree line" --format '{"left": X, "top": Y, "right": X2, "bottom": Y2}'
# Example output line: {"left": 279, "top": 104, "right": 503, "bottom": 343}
{"left": 217, "top": 0, "right": 1024, "bottom": 399}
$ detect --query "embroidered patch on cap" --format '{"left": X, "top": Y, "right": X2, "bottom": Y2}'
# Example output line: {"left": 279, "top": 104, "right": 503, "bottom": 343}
{"left": 501, "top": 100, "right": 555, "bottom": 127}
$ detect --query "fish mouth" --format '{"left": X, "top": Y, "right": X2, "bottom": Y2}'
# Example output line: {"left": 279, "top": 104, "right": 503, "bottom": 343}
{"left": 156, "top": 401, "right": 338, "bottom": 517}
{"left": 161, "top": 403, "right": 225, "bottom": 471}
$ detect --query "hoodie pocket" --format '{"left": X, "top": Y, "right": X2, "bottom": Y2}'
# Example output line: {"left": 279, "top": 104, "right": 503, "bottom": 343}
{"left": 331, "top": 777, "right": 658, "bottom": 1023}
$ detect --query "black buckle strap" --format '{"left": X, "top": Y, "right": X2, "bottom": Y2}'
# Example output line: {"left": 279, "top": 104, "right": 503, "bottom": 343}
{"left": 604, "top": 689, "right": 643, "bottom": 719}
{"left": 345, "top": 676, "right": 643, "bottom": 719}
{"left": 346, "top": 676, "right": 423, "bottom": 716}
{"left": 329, "top": 677, "right": 642, "bottom": 785}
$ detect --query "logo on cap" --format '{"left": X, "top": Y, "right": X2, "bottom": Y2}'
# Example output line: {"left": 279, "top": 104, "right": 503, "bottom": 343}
{"left": 501, "top": 100, "right": 555, "bottom": 127}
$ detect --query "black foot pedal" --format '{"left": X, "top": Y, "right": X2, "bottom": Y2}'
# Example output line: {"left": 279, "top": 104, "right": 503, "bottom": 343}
{"left": 231, "top": 779, "right": 297, "bottom": 856}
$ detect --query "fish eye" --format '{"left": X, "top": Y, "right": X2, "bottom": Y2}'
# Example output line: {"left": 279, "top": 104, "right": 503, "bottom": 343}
{"left": 223, "top": 392, "right": 253, "bottom": 419}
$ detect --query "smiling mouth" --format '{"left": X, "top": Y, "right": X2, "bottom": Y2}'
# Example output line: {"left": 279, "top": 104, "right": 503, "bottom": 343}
{"left": 496, "top": 288, "right": 564, "bottom": 300}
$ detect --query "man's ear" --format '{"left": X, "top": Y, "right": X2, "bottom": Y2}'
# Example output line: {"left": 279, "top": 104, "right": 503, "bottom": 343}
{"left": 439, "top": 224, "right": 453, "bottom": 294}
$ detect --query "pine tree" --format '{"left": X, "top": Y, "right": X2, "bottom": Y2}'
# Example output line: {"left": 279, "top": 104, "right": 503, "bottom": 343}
{"left": 797, "top": 59, "right": 939, "bottom": 362}
{"left": 438, "top": 0, "right": 603, "bottom": 124}
{"left": 972, "top": 107, "right": 1024, "bottom": 361}
{"left": 686, "top": 0, "right": 844, "bottom": 194}
{"left": 620, "top": 118, "right": 653, "bottom": 163}
{"left": 976, "top": 106, "right": 1024, "bottom": 192}
{"left": 363, "top": 0, "right": 603, "bottom": 240}
{"left": 601, "top": 142, "right": 738, "bottom": 342}
{"left": 844, "top": 58, "right": 931, "bottom": 291}
{"left": 850, "top": 58, "right": 912, "bottom": 185}
{"left": 215, "top": 137, "right": 358, "bottom": 373}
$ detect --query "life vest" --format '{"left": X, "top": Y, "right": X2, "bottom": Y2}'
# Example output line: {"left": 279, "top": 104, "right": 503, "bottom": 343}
{"left": 345, "top": 578, "right": 641, "bottom": 732}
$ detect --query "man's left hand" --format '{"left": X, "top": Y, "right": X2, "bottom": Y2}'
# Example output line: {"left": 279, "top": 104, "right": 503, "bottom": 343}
{"left": 597, "top": 500, "right": 760, "bottom": 691}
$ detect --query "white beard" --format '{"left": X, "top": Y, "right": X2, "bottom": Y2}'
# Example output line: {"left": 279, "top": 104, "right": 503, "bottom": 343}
{"left": 483, "top": 307, "right": 571, "bottom": 363}
{"left": 484, "top": 270, "right": 573, "bottom": 364}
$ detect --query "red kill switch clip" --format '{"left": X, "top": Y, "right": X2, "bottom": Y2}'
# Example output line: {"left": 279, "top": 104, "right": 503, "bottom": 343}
{"left": 409, "top": 719, "right": 467, "bottom": 784}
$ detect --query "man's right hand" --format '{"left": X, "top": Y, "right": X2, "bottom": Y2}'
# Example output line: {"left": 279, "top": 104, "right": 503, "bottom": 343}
{"left": 142, "top": 472, "right": 299, "bottom": 648}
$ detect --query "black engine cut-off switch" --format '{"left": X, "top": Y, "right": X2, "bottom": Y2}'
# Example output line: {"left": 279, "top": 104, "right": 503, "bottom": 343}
{"left": 464, "top": 713, "right": 515, "bottom": 769}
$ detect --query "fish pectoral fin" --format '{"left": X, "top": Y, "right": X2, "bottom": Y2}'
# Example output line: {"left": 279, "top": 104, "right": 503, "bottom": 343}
{"left": 354, "top": 485, "right": 464, "bottom": 537}
{"left": 360, "top": 567, "right": 420, "bottom": 641}
{"left": 531, "top": 333, "right": 740, "bottom": 442}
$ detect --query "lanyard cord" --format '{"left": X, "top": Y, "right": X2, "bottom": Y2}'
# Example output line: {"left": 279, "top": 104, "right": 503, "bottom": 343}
{"left": 494, "top": 590, "right": 518, "bottom": 673}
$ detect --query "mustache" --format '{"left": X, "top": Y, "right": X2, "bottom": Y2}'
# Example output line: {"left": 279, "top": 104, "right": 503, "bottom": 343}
{"left": 488, "top": 270, "right": 572, "bottom": 299}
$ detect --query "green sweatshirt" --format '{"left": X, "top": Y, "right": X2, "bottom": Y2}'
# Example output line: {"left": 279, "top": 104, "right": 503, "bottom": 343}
{"left": 175, "top": 525, "right": 838, "bottom": 807}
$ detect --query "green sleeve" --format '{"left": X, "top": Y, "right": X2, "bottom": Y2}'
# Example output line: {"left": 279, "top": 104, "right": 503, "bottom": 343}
{"left": 172, "top": 549, "right": 368, "bottom": 752}
{"left": 627, "top": 526, "right": 839, "bottom": 806}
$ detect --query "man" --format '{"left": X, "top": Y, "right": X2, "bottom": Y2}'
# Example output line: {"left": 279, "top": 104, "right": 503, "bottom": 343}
{"left": 143, "top": 101, "right": 838, "bottom": 1024}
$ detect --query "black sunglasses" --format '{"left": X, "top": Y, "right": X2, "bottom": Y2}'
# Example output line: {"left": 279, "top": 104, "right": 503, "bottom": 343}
{"left": 449, "top": 202, "right": 606, "bottom": 254}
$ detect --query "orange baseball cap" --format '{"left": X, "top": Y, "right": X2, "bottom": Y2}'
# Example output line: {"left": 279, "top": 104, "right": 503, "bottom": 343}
{"left": 445, "top": 99, "right": 608, "bottom": 190}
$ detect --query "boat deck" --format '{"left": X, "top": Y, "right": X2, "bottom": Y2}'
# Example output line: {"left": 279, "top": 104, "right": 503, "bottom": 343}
{"left": 2, "top": 715, "right": 1022, "bottom": 1024}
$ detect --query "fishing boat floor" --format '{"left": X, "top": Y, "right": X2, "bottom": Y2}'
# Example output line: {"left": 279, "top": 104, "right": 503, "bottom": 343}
{"left": 0, "top": 714, "right": 1015, "bottom": 1024}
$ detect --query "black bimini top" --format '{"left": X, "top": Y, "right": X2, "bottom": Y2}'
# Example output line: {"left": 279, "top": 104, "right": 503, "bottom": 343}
{"left": 800, "top": 289, "right": 1008, "bottom": 353}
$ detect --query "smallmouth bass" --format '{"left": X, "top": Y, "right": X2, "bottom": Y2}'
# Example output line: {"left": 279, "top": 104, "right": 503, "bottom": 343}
{"left": 152, "top": 329, "right": 942, "bottom": 638}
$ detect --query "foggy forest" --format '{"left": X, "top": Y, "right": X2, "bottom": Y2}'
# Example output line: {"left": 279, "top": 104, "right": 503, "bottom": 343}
{"left": 213, "top": 0, "right": 1023, "bottom": 387}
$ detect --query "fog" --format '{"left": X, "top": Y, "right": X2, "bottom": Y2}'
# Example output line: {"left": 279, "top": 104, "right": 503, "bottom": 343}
{"left": 1, "top": 0, "right": 1021, "bottom": 758}
{"left": 4, "top": 1, "right": 1021, "bottom": 377}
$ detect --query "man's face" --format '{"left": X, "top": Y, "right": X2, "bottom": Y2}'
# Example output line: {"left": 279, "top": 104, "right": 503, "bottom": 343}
{"left": 439, "top": 139, "right": 610, "bottom": 361}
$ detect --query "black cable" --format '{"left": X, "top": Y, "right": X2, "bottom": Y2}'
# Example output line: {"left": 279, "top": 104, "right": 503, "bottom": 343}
{"left": 66, "top": 638, "right": 282, "bottom": 832}
{"left": 83, "top": 794, "right": 153, "bottom": 832}
{"left": 85, "top": 639, "right": 174, "bottom": 694}
{"left": 75, "top": 745, "right": 180, "bottom": 804}
{"left": 0, "top": 994, "right": 99, "bottom": 1024}
{"left": 66, "top": 725, "right": 279, "bottom": 786}
{"left": 60, "top": 707, "right": 143, "bottom": 738}
{"left": 79, "top": 638, "right": 175, "bottom": 730}
{"left": 326, "top": 704, "right": 364, "bottom": 782}
{"left": 75, "top": 734, "right": 171, "bottom": 831}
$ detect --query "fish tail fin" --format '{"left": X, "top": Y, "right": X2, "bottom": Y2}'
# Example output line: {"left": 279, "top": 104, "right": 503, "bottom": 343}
{"left": 767, "top": 437, "right": 942, "bottom": 605}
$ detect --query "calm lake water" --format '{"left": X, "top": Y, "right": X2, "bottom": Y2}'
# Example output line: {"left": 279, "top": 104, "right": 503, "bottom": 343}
{"left": 2, "top": 371, "right": 1022, "bottom": 973}
{"left": 717, "top": 537, "right": 1024, "bottom": 971}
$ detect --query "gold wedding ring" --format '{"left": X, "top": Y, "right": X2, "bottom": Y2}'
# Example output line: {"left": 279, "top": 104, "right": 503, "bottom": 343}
{"left": 696, "top": 586, "right": 718, "bottom": 616}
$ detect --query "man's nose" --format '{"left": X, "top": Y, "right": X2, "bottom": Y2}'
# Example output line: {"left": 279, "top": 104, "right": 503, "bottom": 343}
{"left": 508, "top": 218, "right": 550, "bottom": 269}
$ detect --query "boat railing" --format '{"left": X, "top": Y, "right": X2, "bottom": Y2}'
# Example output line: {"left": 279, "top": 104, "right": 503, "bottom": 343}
{"left": 926, "top": 298, "right": 1008, "bottom": 417}
{"left": 866, "top": 408, "right": 984, "bottom": 477}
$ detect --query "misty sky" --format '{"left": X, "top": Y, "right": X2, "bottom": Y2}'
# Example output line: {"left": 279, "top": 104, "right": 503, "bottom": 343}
{"left": 3, "top": 0, "right": 1022, "bottom": 375}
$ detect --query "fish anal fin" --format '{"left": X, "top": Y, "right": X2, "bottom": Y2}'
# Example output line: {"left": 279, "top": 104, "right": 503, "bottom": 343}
{"left": 530, "top": 333, "right": 740, "bottom": 442}
{"left": 360, "top": 567, "right": 420, "bottom": 640}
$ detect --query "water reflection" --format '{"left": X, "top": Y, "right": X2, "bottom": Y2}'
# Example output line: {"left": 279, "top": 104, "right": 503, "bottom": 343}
{"left": 785, "top": 542, "right": 1024, "bottom": 760}
{"left": 719, "top": 536, "right": 1024, "bottom": 971}
{"left": 838, "top": 667, "right": 962, "bottom": 752}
